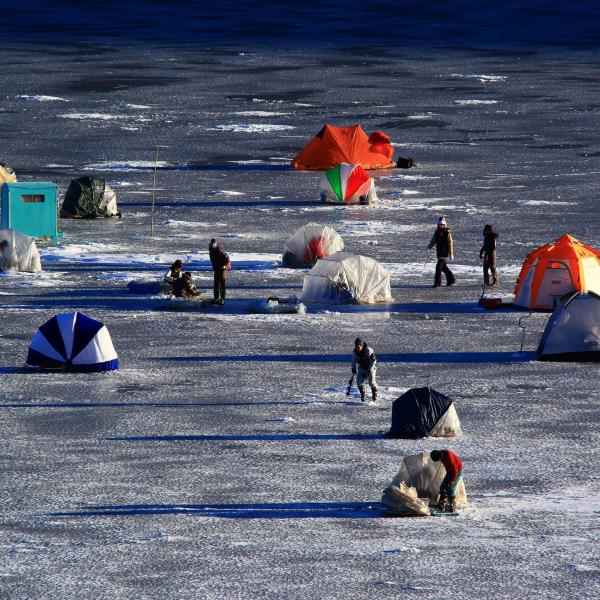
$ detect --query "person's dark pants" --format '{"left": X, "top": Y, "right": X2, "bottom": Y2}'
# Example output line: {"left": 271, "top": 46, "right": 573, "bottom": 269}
{"left": 483, "top": 252, "right": 497, "bottom": 285}
{"left": 440, "top": 470, "right": 462, "bottom": 500}
{"left": 213, "top": 270, "right": 227, "bottom": 301}
{"left": 434, "top": 258, "right": 455, "bottom": 286}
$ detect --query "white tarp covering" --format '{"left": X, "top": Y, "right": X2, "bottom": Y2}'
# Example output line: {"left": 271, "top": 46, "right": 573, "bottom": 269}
{"left": 301, "top": 252, "right": 392, "bottom": 304}
{"left": 429, "top": 404, "right": 463, "bottom": 438}
{"left": 538, "top": 291, "right": 600, "bottom": 360}
{"left": 282, "top": 224, "right": 344, "bottom": 267}
{"left": 0, "top": 229, "right": 42, "bottom": 273}
{"left": 0, "top": 163, "right": 17, "bottom": 186}
{"left": 381, "top": 451, "right": 467, "bottom": 514}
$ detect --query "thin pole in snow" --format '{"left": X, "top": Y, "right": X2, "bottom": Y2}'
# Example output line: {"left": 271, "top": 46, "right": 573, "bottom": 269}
{"left": 151, "top": 145, "right": 159, "bottom": 236}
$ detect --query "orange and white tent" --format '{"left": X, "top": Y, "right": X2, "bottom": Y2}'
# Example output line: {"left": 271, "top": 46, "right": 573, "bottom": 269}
{"left": 514, "top": 235, "right": 600, "bottom": 310}
{"left": 291, "top": 124, "right": 394, "bottom": 170}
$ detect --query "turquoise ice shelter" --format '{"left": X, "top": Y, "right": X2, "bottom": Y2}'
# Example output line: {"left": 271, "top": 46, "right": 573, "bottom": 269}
{"left": 1, "top": 182, "right": 60, "bottom": 244}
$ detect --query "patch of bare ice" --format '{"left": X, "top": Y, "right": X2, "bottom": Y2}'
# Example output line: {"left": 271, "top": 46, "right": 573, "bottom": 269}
{"left": 212, "top": 124, "right": 295, "bottom": 133}
{"left": 453, "top": 100, "right": 499, "bottom": 106}
{"left": 18, "top": 95, "right": 69, "bottom": 102}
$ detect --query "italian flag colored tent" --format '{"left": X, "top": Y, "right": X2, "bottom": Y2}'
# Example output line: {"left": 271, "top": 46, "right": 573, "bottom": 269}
{"left": 320, "top": 163, "right": 377, "bottom": 204}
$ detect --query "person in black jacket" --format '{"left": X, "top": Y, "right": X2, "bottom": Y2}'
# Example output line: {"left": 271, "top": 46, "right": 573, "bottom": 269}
{"left": 351, "top": 338, "right": 378, "bottom": 403}
{"left": 209, "top": 238, "right": 231, "bottom": 305}
{"left": 427, "top": 216, "right": 455, "bottom": 287}
{"left": 480, "top": 224, "right": 499, "bottom": 286}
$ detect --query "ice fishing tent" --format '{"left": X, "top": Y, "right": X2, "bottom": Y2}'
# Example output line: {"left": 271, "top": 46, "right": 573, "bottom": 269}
{"left": 381, "top": 451, "right": 468, "bottom": 515}
{"left": 26, "top": 312, "right": 119, "bottom": 371}
{"left": 0, "top": 163, "right": 17, "bottom": 186}
{"left": 282, "top": 224, "right": 344, "bottom": 267}
{"left": 291, "top": 124, "right": 394, "bottom": 170}
{"left": 320, "top": 163, "right": 377, "bottom": 204}
{"left": 385, "top": 387, "right": 462, "bottom": 439}
{"left": 60, "top": 176, "right": 119, "bottom": 218}
{"left": 0, "top": 229, "right": 42, "bottom": 273}
{"left": 514, "top": 235, "right": 600, "bottom": 310}
{"left": 538, "top": 291, "right": 600, "bottom": 361}
{"left": 302, "top": 252, "right": 392, "bottom": 304}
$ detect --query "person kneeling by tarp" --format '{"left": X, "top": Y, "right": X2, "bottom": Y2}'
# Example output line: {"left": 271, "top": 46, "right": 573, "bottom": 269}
{"left": 381, "top": 450, "right": 467, "bottom": 516}
{"left": 164, "top": 260, "right": 200, "bottom": 299}
{"left": 430, "top": 449, "right": 463, "bottom": 512}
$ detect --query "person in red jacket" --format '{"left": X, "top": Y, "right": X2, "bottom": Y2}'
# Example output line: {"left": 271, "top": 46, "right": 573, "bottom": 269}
{"left": 209, "top": 238, "right": 231, "bottom": 305}
{"left": 430, "top": 449, "right": 463, "bottom": 512}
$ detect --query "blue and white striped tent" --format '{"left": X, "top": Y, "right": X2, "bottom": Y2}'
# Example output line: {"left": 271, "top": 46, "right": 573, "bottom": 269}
{"left": 26, "top": 312, "right": 119, "bottom": 372}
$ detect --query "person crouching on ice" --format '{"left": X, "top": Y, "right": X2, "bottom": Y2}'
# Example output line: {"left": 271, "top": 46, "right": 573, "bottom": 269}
{"left": 430, "top": 449, "right": 463, "bottom": 512}
{"left": 351, "top": 337, "right": 379, "bottom": 403}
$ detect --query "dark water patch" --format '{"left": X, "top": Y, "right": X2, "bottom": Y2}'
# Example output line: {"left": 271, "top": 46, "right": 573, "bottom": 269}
{"left": 379, "top": 119, "right": 451, "bottom": 129}
{"left": 578, "top": 151, "right": 600, "bottom": 157}
{"left": 314, "top": 57, "right": 392, "bottom": 68}
{"left": 428, "top": 85, "right": 487, "bottom": 93}
{"left": 226, "top": 90, "right": 322, "bottom": 103}
{"left": 63, "top": 75, "right": 186, "bottom": 93}
{"left": 445, "top": 47, "right": 539, "bottom": 58}
{"left": 472, "top": 136, "right": 539, "bottom": 143}
{"left": 530, "top": 143, "right": 589, "bottom": 150}
{"left": 104, "top": 62, "right": 157, "bottom": 71}
{"left": 356, "top": 69, "right": 416, "bottom": 79}
{"left": 556, "top": 75, "right": 600, "bottom": 83}
{"left": 222, "top": 65, "right": 302, "bottom": 75}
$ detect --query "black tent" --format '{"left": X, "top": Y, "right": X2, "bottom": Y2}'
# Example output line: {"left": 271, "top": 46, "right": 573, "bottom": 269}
{"left": 385, "top": 387, "right": 456, "bottom": 439}
{"left": 60, "top": 176, "right": 119, "bottom": 218}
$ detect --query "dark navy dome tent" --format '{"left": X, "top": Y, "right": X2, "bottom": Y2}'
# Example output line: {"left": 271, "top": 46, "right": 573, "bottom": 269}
{"left": 385, "top": 387, "right": 462, "bottom": 439}
{"left": 26, "top": 312, "right": 119, "bottom": 372}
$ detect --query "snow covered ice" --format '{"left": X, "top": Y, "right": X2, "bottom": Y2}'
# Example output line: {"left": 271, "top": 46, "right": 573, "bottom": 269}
{"left": 1, "top": 4, "right": 600, "bottom": 598}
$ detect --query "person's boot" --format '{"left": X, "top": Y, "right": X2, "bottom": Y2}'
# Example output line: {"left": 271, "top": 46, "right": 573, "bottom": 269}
{"left": 435, "top": 496, "right": 447, "bottom": 511}
{"left": 484, "top": 275, "right": 490, "bottom": 287}
{"left": 371, "top": 388, "right": 379, "bottom": 403}
{"left": 358, "top": 385, "right": 366, "bottom": 402}
{"left": 447, "top": 498, "right": 457, "bottom": 513}
{"left": 492, "top": 274, "right": 498, "bottom": 287}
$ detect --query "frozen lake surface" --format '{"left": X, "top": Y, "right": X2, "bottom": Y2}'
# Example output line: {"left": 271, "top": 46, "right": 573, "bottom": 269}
{"left": 1, "top": 29, "right": 599, "bottom": 599}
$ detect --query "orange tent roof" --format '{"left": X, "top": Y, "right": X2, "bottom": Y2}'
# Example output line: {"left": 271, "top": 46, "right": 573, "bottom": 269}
{"left": 291, "top": 124, "right": 394, "bottom": 171}
{"left": 514, "top": 235, "right": 600, "bottom": 309}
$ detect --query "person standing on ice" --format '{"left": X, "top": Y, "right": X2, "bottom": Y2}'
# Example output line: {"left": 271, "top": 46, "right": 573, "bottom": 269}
{"left": 480, "top": 224, "right": 499, "bottom": 287}
{"left": 430, "top": 449, "right": 463, "bottom": 512}
{"left": 209, "top": 238, "right": 231, "bottom": 305}
{"left": 351, "top": 337, "right": 379, "bottom": 403}
{"left": 427, "top": 216, "right": 455, "bottom": 288}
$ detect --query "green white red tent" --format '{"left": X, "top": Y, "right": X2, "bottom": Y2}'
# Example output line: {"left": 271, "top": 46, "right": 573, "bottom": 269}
{"left": 320, "top": 163, "right": 377, "bottom": 204}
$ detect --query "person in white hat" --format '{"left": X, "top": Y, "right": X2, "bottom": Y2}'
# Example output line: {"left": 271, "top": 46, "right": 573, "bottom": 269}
{"left": 427, "top": 216, "right": 455, "bottom": 287}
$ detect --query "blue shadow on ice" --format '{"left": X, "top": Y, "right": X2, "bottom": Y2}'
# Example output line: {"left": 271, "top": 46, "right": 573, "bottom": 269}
{"left": 50, "top": 501, "right": 387, "bottom": 519}
{"left": 161, "top": 351, "right": 536, "bottom": 364}
{"left": 119, "top": 199, "right": 321, "bottom": 209}
{"left": 108, "top": 433, "right": 384, "bottom": 442}
{"left": 0, "top": 400, "right": 313, "bottom": 409}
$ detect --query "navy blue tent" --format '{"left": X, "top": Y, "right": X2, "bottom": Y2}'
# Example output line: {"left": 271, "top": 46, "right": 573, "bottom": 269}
{"left": 26, "top": 312, "right": 119, "bottom": 372}
{"left": 385, "top": 387, "right": 460, "bottom": 439}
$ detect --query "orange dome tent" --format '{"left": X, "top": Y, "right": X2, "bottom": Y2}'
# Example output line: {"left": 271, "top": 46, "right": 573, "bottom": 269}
{"left": 514, "top": 235, "right": 600, "bottom": 310}
{"left": 291, "top": 124, "right": 394, "bottom": 170}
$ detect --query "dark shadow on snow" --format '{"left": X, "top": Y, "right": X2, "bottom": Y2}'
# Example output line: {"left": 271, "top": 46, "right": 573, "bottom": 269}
{"left": 0, "top": 400, "right": 312, "bottom": 409}
{"left": 119, "top": 199, "right": 321, "bottom": 209}
{"left": 108, "top": 433, "right": 384, "bottom": 442}
{"left": 159, "top": 351, "right": 537, "bottom": 364}
{"left": 50, "top": 500, "right": 389, "bottom": 519}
